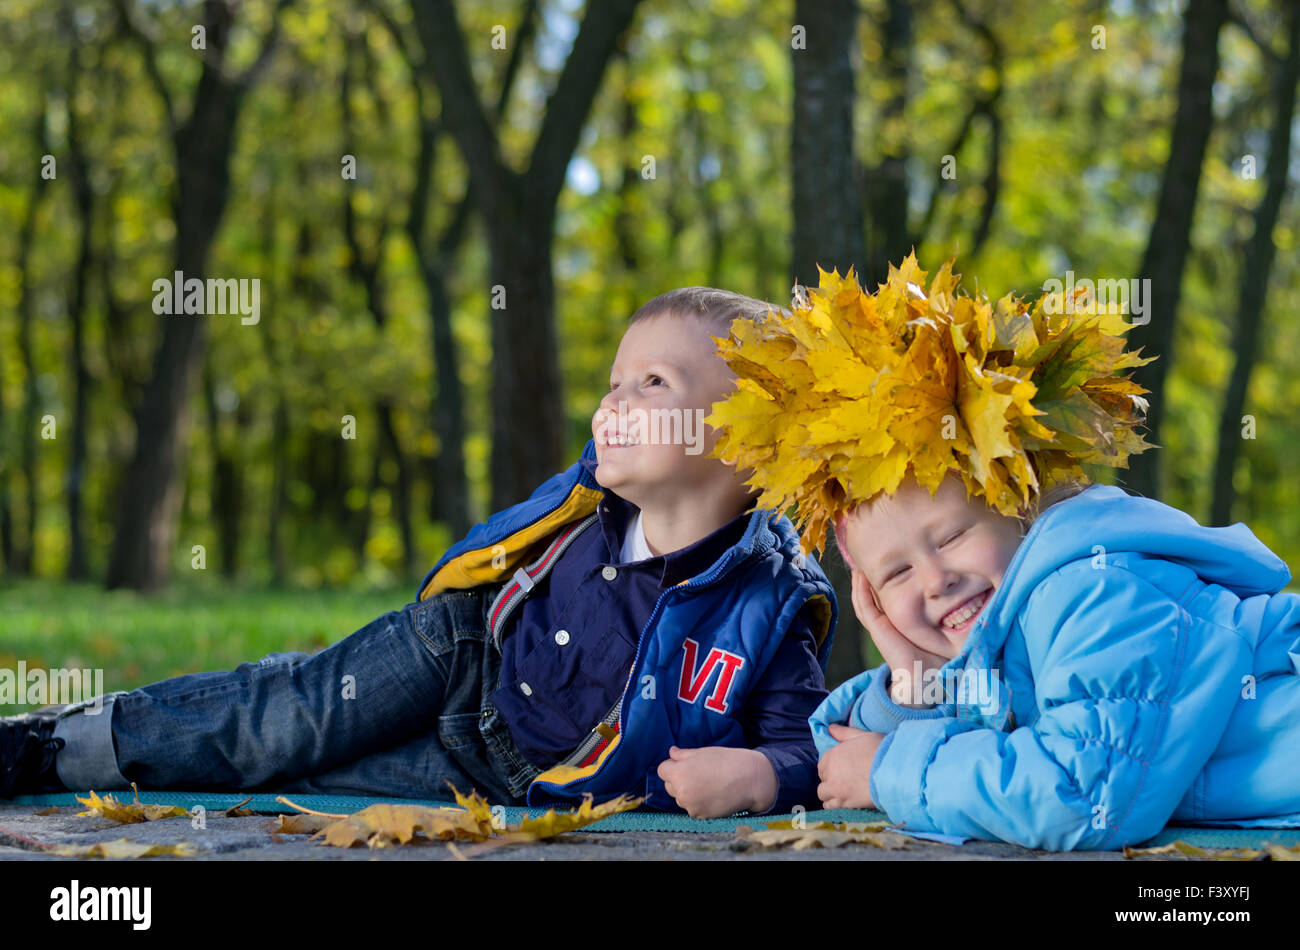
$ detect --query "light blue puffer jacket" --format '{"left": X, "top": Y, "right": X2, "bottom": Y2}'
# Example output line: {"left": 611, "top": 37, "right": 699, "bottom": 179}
{"left": 809, "top": 484, "right": 1300, "bottom": 850}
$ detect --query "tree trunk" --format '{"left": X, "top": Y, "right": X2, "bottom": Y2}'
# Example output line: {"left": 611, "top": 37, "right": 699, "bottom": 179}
{"left": 485, "top": 196, "right": 566, "bottom": 509}
{"left": 376, "top": 401, "right": 416, "bottom": 580}
{"left": 791, "top": 0, "right": 865, "bottom": 286}
{"left": 266, "top": 395, "right": 290, "bottom": 585}
{"left": 203, "top": 371, "right": 244, "bottom": 580}
{"left": 340, "top": 36, "right": 417, "bottom": 577}
{"left": 791, "top": 0, "right": 866, "bottom": 688}
{"left": 1210, "top": 2, "right": 1300, "bottom": 525}
{"left": 13, "top": 96, "right": 50, "bottom": 576}
{"left": 422, "top": 261, "right": 472, "bottom": 537}
{"left": 65, "top": 38, "right": 96, "bottom": 581}
{"left": 864, "top": 0, "right": 913, "bottom": 286}
{"left": 1122, "top": 0, "right": 1229, "bottom": 499}
{"left": 107, "top": 0, "right": 290, "bottom": 590}
{"left": 412, "top": 0, "right": 643, "bottom": 509}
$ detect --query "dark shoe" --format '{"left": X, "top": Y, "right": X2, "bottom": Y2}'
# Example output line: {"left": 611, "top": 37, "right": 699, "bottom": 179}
{"left": 0, "top": 717, "right": 66, "bottom": 799}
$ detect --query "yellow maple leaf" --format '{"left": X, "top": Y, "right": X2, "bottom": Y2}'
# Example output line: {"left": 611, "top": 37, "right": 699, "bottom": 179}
{"left": 708, "top": 254, "right": 1155, "bottom": 551}
{"left": 49, "top": 839, "right": 201, "bottom": 859}
{"left": 497, "top": 793, "right": 643, "bottom": 843}
{"left": 310, "top": 802, "right": 495, "bottom": 849}
{"left": 76, "top": 785, "right": 189, "bottom": 824}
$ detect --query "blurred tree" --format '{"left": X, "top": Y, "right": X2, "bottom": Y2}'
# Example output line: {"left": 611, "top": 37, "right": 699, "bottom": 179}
{"left": 366, "top": 0, "right": 540, "bottom": 540}
{"left": 791, "top": 0, "right": 866, "bottom": 686}
{"left": 62, "top": 4, "right": 97, "bottom": 581}
{"left": 863, "top": 0, "right": 913, "bottom": 286}
{"left": 106, "top": 0, "right": 295, "bottom": 590}
{"left": 11, "top": 88, "right": 49, "bottom": 576}
{"left": 1125, "top": 0, "right": 1229, "bottom": 499}
{"left": 1211, "top": 0, "right": 1300, "bottom": 525}
{"left": 410, "top": 0, "right": 643, "bottom": 510}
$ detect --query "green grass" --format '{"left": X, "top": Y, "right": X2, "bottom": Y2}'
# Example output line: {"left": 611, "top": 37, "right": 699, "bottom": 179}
{"left": 0, "top": 578, "right": 410, "bottom": 717}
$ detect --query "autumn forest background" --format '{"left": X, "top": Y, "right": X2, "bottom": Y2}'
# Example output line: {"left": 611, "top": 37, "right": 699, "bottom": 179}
{"left": 1, "top": 0, "right": 1297, "bottom": 703}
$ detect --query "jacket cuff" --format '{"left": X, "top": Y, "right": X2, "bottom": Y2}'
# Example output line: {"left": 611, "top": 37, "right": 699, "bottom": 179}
{"left": 868, "top": 730, "right": 895, "bottom": 810}
{"left": 808, "top": 666, "right": 880, "bottom": 756}
{"left": 751, "top": 744, "right": 817, "bottom": 816}
{"left": 871, "top": 717, "right": 973, "bottom": 832}
{"left": 849, "top": 664, "right": 953, "bottom": 733}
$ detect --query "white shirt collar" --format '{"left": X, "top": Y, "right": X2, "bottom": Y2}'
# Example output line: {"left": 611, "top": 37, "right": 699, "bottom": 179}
{"left": 619, "top": 508, "right": 655, "bottom": 563}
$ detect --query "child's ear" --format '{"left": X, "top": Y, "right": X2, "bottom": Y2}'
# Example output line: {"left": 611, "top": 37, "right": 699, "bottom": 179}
{"left": 867, "top": 582, "right": 883, "bottom": 614}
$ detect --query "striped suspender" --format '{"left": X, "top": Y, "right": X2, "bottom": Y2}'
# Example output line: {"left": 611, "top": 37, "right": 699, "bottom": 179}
{"left": 486, "top": 513, "right": 599, "bottom": 650}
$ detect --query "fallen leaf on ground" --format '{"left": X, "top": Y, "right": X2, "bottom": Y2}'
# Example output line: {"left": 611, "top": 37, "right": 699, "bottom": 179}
{"left": 76, "top": 785, "right": 189, "bottom": 823}
{"left": 310, "top": 802, "right": 494, "bottom": 849}
{"left": 496, "top": 793, "right": 642, "bottom": 844}
{"left": 224, "top": 797, "right": 255, "bottom": 817}
{"left": 47, "top": 839, "right": 201, "bottom": 859}
{"left": 763, "top": 818, "right": 894, "bottom": 833}
{"left": 733, "top": 823, "right": 913, "bottom": 851}
{"left": 267, "top": 814, "right": 337, "bottom": 835}
{"left": 292, "top": 785, "right": 642, "bottom": 851}
{"left": 1123, "top": 841, "right": 1268, "bottom": 860}
{"left": 33, "top": 806, "right": 61, "bottom": 815}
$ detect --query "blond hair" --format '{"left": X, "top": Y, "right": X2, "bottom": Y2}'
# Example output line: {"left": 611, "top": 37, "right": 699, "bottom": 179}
{"left": 628, "top": 287, "right": 783, "bottom": 335}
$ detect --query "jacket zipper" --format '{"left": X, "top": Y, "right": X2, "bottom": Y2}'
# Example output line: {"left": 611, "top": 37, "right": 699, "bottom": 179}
{"left": 538, "top": 541, "right": 762, "bottom": 788}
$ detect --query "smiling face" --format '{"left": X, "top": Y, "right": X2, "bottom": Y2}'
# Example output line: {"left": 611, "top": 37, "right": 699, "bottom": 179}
{"left": 840, "top": 474, "right": 1025, "bottom": 658}
{"left": 590, "top": 311, "right": 751, "bottom": 514}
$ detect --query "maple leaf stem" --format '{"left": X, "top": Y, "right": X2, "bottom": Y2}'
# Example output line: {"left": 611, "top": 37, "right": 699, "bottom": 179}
{"left": 274, "top": 795, "right": 348, "bottom": 819}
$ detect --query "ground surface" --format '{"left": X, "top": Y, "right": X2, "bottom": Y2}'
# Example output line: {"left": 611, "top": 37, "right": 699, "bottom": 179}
{"left": 0, "top": 804, "right": 1128, "bottom": 861}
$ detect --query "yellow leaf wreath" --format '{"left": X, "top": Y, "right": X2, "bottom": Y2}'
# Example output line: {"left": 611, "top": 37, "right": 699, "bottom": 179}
{"left": 705, "top": 253, "right": 1156, "bottom": 555}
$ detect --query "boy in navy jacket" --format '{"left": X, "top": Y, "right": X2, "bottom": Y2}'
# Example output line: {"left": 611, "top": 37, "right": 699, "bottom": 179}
{"left": 2, "top": 288, "right": 836, "bottom": 818}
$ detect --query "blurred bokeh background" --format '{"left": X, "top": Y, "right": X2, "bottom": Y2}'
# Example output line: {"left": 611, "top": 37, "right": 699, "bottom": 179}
{"left": 1, "top": 0, "right": 1296, "bottom": 704}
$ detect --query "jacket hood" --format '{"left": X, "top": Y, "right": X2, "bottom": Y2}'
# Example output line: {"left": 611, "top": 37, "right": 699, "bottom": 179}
{"left": 971, "top": 484, "right": 1291, "bottom": 661}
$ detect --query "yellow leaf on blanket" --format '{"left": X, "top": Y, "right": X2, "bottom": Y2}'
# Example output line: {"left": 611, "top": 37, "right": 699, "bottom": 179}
{"left": 302, "top": 788, "right": 641, "bottom": 850}
{"left": 495, "top": 793, "right": 642, "bottom": 844}
{"left": 734, "top": 824, "right": 912, "bottom": 851}
{"left": 75, "top": 785, "right": 189, "bottom": 823}
{"left": 48, "top": 839, "right": 201, "bottom": 859}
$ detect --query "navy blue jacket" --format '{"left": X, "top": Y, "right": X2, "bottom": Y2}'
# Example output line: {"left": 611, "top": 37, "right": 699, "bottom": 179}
{"left": 417, "top": 439, "right": 837, "bottom": 812}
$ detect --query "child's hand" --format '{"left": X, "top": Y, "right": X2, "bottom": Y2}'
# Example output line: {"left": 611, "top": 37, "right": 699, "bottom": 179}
{"left": 816, "top": 723, "right": 884, "bottom": 809}
{"left": 851, "top": 569, "right": 949, "bottom": 708}
{"left": 656, "top": 745, "right": 777, "bottom": 818}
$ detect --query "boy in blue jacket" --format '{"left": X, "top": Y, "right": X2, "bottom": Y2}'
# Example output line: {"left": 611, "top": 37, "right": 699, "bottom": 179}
{"left": 1, "top": 287, "right": 836, "bottom": 817}
{"left": 708, "top": 256, "right": 1300, "bottom": 850}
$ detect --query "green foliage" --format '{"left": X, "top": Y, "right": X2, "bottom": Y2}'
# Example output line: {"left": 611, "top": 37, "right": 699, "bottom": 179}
{"left": 0, "top": 0, "right": 1297, "bottom": 593}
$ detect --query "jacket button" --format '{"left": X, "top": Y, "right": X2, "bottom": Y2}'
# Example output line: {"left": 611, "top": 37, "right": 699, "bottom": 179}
{"left": 520, "top": 682, "right": 533, "bottom": 696}
{"left": 554, "top": 629, "right": 570, "bottom": 646}
{"left": 601, "top": 565, "right": 618, "bottom": 581}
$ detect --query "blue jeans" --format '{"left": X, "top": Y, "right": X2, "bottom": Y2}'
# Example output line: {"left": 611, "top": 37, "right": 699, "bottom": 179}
{"left": 52, "top": 587, "right": 542, "bottom": 805}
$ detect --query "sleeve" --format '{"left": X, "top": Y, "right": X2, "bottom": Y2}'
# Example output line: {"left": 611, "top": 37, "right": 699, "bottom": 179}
{"left": 808, "top": 663, "right": 952, "bottom": 757}
{"left": 738, "top": 608, "right": 830, "bottom": 815}
{"left": 869, "top": 565, "right": 1253, "bottom": 851}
